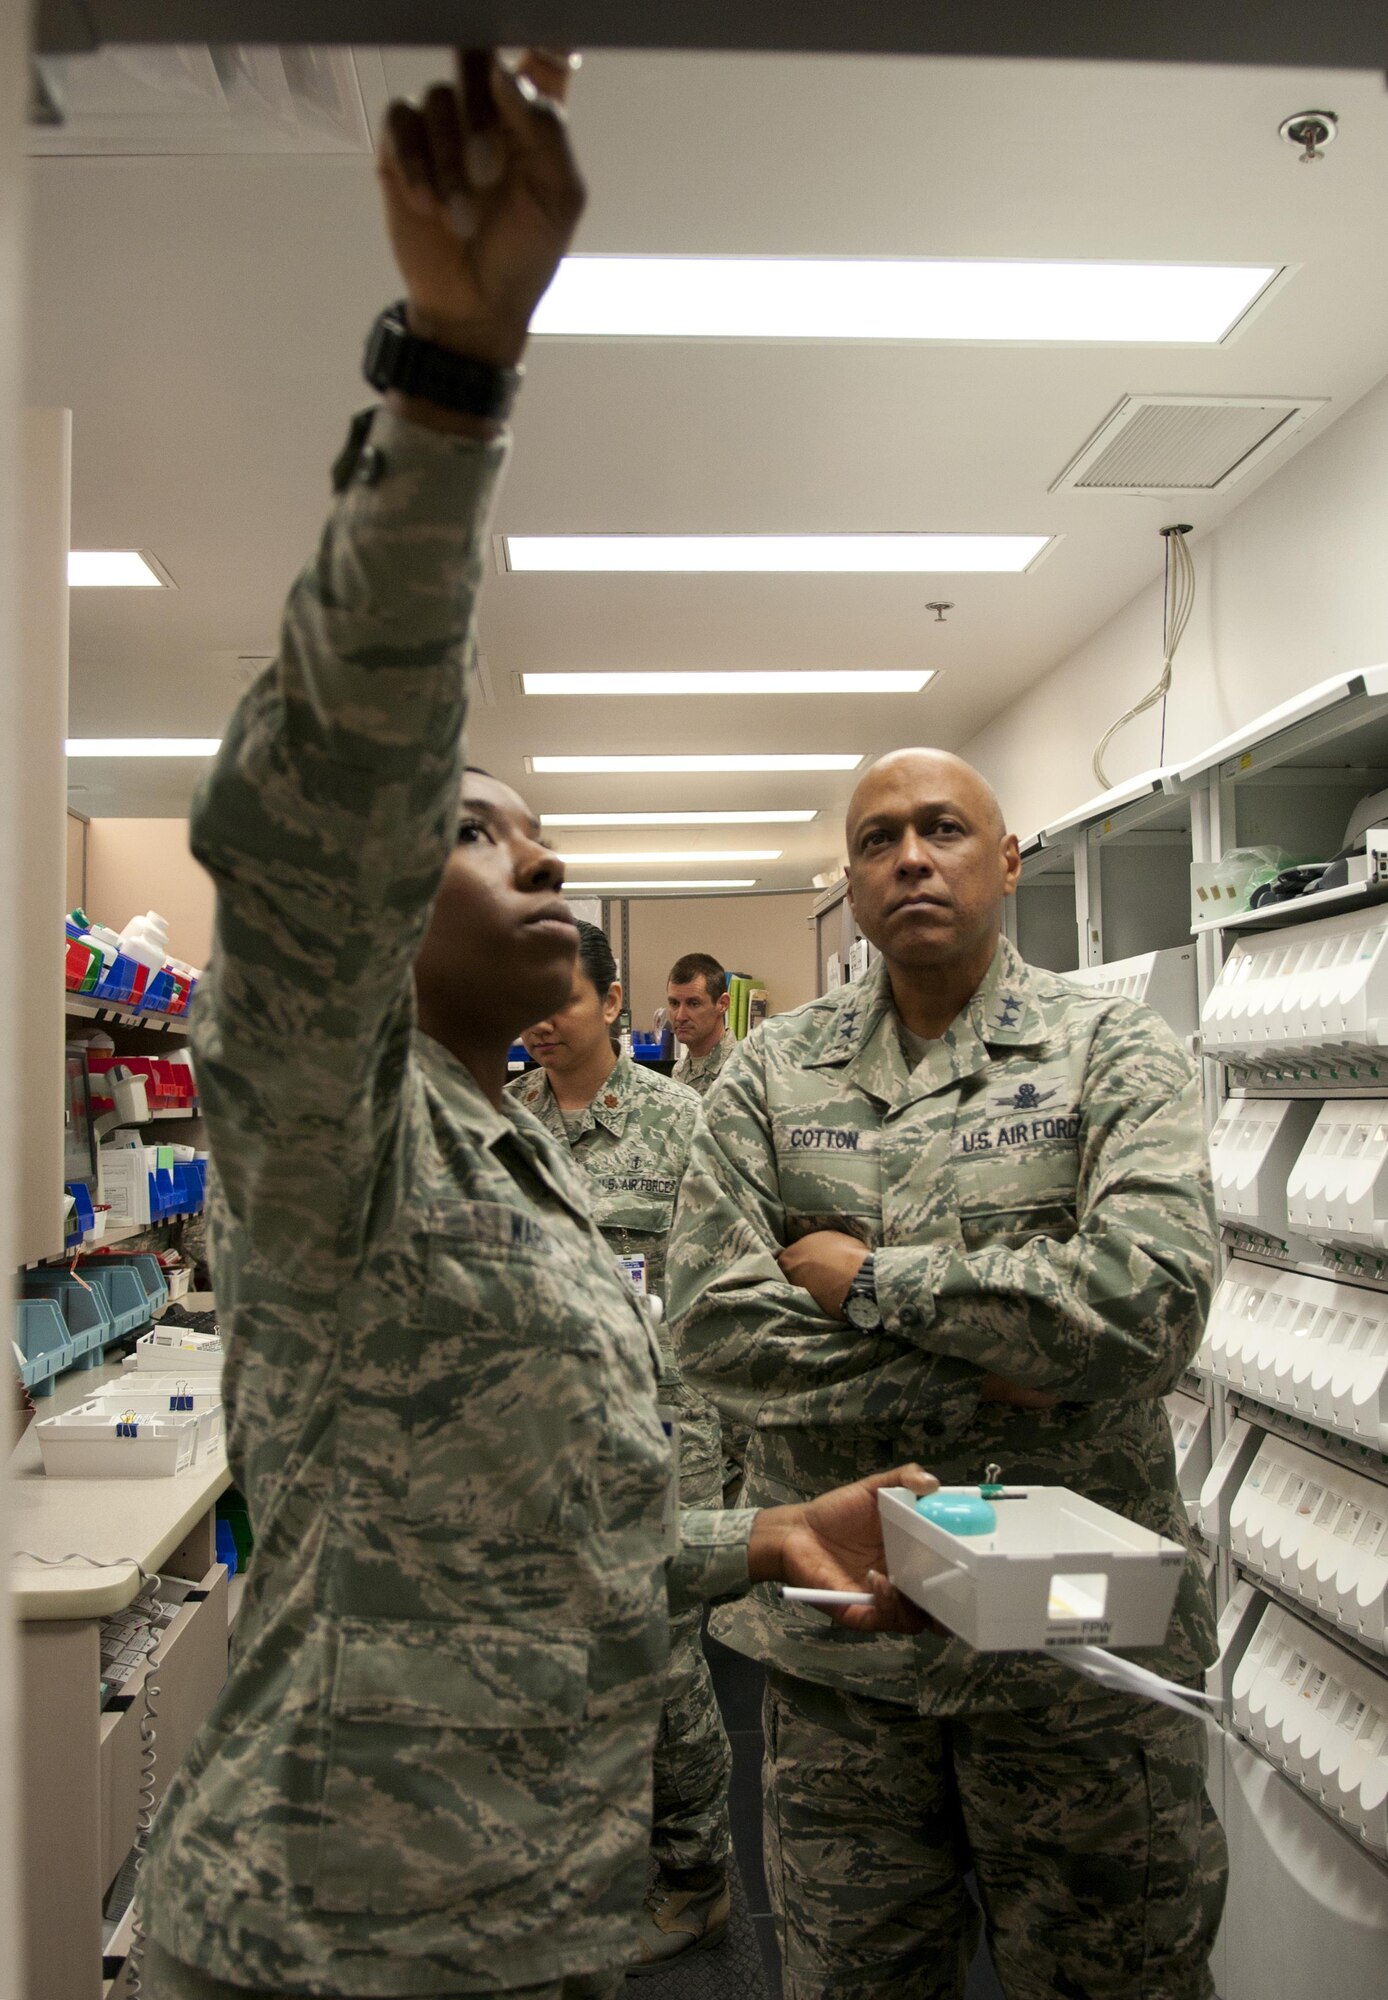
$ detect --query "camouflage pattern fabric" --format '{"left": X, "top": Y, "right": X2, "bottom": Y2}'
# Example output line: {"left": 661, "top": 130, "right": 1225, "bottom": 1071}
{"left": 668, "top": 940, "right": 1220, "bottom": 1713}
{"left": 762, "top": 1668, "right": 1227, "bottom": 2000}
{"left": 137, "top": 409, "right": 756, "bottom": 1998}
{"left": 675, "top": 1034, "right": 732, "bottom": 1101}
{"left": 505, "top": 1054, "right": 700, "bottom": 1307}
{"left": 143, "top": 1936, "right": 625, "bottom": 2000}
{"left": 505, "top": 1058, "right": 731, "bottom": 1879}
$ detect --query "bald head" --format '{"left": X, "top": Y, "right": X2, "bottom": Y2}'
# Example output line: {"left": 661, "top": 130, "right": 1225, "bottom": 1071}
{"left": 846, "top": 749, "right": 1006, "bottom": 848}
{"left": 843, "top": 747, "right": 1019, "bottom": 980}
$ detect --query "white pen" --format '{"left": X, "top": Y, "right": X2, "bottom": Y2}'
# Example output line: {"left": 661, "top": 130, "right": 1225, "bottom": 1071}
{"left": 782, "top": 1586, "right": 876, "bottom": 1607}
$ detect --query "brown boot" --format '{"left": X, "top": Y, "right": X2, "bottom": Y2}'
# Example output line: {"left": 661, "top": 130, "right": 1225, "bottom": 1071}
{"left": 628, "top": 1872, "right": 731, "bottom": 1974}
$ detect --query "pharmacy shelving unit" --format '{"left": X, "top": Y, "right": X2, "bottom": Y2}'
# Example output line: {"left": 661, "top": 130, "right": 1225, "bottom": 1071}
{"left": 1004, "top": 833, "right": 1080, "bottom": 973}
{"left": 61, "top": 989, "right": 202, "bottom": 1258}
{"left": 1179, "top": 668, "right": 1388, "bottom": 1998}
{"left": 1003, "top": 676, "right": 1388, "bottom": 1997}
{"left": 812, "top": 876, "right": 878, "bottom": 993}
{"left": 8, "top": 1357, "right": 231, "bottom": 2000}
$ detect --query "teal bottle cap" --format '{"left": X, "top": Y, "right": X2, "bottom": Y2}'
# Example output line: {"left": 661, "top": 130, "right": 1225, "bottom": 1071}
{"left": 915, "top": 1491, "right": 998, "bottom": 1536}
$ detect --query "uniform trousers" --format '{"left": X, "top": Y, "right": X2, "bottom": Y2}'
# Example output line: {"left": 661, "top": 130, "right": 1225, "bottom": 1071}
{"left": 144, "top": 1939, "right": 623, "bottom": 2000}
{"left": 650, "top": 1606, "right": 733, "bottom": 1879}
{"left": 649, "top": 1401, "right": 732, "bottom": 1883}
{"left": 762, "top": 1669, "right": 1227, "bottom": 2000}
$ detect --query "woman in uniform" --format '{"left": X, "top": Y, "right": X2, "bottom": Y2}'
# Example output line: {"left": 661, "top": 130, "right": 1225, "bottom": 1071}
{"left": 135, "top": 47, "right": 931, "bottom": 2000}
{"left": 508, "top": 925, "right": 732, "bottom": 1970}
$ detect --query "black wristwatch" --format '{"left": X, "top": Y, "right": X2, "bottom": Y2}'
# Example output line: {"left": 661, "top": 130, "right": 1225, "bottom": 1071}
{"left": 363, "top": 302, "right": 523, "bottom": 420}
{"left": 843, "top": 1253, "right": 882, "bottom": 1331}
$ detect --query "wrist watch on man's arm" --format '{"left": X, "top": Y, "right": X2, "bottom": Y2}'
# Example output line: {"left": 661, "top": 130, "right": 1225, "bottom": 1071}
{"left": 843, "top": 1252, "right": 882, "bottom": 1330}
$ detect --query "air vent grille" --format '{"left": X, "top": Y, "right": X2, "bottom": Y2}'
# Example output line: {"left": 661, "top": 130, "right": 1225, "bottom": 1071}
{"left": 1053, "top": 395, "right": 1325, "bottom": 494}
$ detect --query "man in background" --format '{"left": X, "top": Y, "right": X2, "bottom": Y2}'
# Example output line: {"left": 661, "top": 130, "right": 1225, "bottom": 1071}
{"left": 667, "top": 952, "right": 731, "bottom": 1098}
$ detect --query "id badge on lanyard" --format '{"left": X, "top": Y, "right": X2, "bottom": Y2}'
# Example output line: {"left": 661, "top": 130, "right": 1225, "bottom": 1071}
{"left": 618, "top": 1252, "right": 648, "bottom": 1296}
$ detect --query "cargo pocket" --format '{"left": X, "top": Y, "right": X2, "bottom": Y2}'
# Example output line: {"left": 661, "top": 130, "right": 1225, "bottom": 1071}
{"left": 312, "top": 1618, "right": 590, "bottom": 1916}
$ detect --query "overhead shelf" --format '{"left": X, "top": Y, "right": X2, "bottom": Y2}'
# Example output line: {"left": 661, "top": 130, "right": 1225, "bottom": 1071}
{"left": 1193, "top": 879, "right": 1388, "bottom": 938}
{"left": 1176, "top": 665, "right": 1388, "bottom": 785}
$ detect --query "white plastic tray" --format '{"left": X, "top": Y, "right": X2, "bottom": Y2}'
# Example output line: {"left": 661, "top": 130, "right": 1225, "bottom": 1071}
{"left": 35, "top": 1406, "right": 201, "bottom": 1478}
{"left": 878, "top": 1485, "right": 1187, "bottom": 1651}
{"left": 86, "top": 1382, "right": 224, "bottom": 1460}
{"left": 131, "top": 1327, "right": 223, "bottom": 1374}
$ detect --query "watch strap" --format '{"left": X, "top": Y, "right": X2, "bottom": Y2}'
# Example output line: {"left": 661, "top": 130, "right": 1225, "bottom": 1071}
{"left": 363, "top": 302, "right": 522, "bottom": 420}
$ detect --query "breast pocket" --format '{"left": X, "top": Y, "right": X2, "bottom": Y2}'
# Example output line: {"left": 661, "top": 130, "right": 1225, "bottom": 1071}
{"left": 312, "top": 1617, "right": 592, "bottom": 1916}
{"left": 408, "top": 1201, "right": 609, "bottom": 1539}
{"left": 952, "top": 1141, "right": 1080, "bottom": 1251}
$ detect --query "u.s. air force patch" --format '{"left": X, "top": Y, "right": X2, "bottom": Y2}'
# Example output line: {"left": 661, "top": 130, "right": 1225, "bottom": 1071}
{"left": 958, "top": 1072, "right": 1082, "bottom": 1153}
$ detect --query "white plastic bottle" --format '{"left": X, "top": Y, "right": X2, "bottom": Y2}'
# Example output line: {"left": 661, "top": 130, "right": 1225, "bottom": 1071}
{"left": 119, "top": 910, "right": 171, "bottom": 972}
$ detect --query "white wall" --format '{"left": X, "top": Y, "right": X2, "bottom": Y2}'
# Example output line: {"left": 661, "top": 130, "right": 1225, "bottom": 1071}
{"left": 962, "top": 370, "right": 1388, "bottom": 839}
{"left": 86, "top": 817, "right": 214, "bottom": 970}
{"left": 625, "top": 892, "right": 817, "bottom": 1031}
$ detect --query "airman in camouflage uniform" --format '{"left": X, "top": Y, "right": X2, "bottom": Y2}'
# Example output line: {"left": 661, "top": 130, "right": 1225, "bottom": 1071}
{"left": 676, "top": 1035, "right": 732, "bottom": 1100}
{"left": 134, "top": 54, "right": 927, "bottom": 2000}
{"left": 666, "top": 954, "right": 733, "bottom": 1102}
{"left": 505, "top": 1053, "right": 734, "bottom": 1960}
{"left": 668, "top": 749, "right": 1227, "bottom": 1999}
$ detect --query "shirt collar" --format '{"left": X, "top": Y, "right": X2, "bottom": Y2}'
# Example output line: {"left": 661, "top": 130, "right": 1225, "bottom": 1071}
{"left": 414, "top": 1030, "right": 595, "bottom": 1226}
{"left": 508, "top": 1051, "right": 635, "bottom": 1142}
{"left": 804, "top": 938, "right": 1046, "bottom": 1109}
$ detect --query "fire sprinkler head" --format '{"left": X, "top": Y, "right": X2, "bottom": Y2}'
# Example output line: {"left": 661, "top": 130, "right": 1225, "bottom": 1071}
{"left": 1278, "top": 110, "right": 1338, "bottom": 162}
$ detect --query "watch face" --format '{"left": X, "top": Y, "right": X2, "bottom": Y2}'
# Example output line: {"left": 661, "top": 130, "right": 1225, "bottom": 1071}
{"left": 845, "top": 1292, "right": 881, "bottom": 1330}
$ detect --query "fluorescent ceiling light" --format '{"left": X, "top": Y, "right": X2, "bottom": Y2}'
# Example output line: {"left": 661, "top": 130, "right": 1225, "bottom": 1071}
{"left": 542, "top": 810, "right": 818, "bottom": 827}
{"left": 66, "top": 738, "right": 221, "bottom": 757}
{"left": 504, "top": 535, "right": 1049, "bottom": 574}
{"left": 531, "top": 754, "right": 861, "bottom": 774}
{"left": 566, "top": 879, "right": 757, "bottom": 891}
{"left": 557, "top": 849, "right": 781, "bottom": 865}
{"left": 531, "top": 257, "right": 1279, "bottom": 343}
{"left": 68, "top": 550, "right": 167, "bottom": 587}
{"left": 523, "top": 669, "right": 933, "bottom": 696}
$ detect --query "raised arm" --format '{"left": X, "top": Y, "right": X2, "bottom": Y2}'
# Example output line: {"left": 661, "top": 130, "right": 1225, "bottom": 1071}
{"left": 190, "top": 51, "right": 584, "bottom": 1261}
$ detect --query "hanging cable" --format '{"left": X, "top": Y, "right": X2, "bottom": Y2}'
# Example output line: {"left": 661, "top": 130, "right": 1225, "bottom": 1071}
{"left": 1092, "top": 524, "right": 1195, "bottom": 791}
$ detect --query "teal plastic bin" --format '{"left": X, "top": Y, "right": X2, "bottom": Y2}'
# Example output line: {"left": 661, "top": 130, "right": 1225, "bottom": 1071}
{"left": 79, "top": 1266, "right": 149, "bottom": 1341}
{"left": 93, "top": 1253, "right": 169, "bottom": 1320}
{"left": 23, "top": 1276, "right": 113, "bottom": 1370}
{"left": 14, "top": 1299, "right": 75, "bottom": 1396}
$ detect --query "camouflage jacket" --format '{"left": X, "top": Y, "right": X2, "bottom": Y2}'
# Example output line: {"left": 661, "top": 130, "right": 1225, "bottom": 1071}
{"left": 676, "top": 1031, "right": 732, "bottom": 1099}
{"left": 668, "top": 939, "right": 1218, "bottom": 1715}
{"left": 506, "top": 1055, "right": 722, "bottom": 1504}
{"left": 139, "top": 411, "right": 755, "bottom": 1997}
{"left": 505, "top": 1053, "right": 700, "bottom": 1302}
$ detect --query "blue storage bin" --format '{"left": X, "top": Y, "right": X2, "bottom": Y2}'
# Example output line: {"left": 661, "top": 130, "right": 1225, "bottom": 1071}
{"left": 14, "top": 1299, "right": 75, "bottom": 1396}
{"left": 23, "top": 1275, "right": 114, "bottom": 1371}
{"left": 64, "top": 1181, "right": 95, "bottom": 1249}
{"left": 215, "top": 1518, "right": 239, "bottom": 1578}
{"left": 94, "top": 951, "right": 140, "bottom": 1005}
{"left": 143, "top": 967, "right": 176, "bottom": 1014}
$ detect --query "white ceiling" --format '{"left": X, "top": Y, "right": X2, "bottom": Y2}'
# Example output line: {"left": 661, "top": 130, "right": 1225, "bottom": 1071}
{"left": 26, "top": 47, "right": 1388, "bottom": 889}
